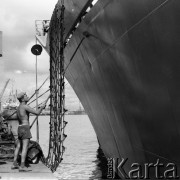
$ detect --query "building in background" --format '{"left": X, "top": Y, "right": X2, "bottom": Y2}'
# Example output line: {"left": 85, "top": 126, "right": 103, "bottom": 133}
{"left": 0, "top": 31, "right": 2, "bottom": 57}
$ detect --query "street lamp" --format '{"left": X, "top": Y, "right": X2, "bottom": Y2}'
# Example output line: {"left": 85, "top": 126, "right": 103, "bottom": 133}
{"left": 31, "top": 44, "right": 42, "bottom": 143}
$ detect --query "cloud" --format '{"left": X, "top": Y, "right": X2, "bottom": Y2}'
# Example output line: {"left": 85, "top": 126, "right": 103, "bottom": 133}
{"left": 20, "top": 41, "right": 50, "bottom": 74}
{"left": 0, "top": 0, "right": 57, "bottom": 72}
{"left": 0, "top": 0, "right": 81, "bottom": 110}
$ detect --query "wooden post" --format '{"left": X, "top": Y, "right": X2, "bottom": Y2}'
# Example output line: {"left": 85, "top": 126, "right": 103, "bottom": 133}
{"left": 35, "top": 40, "right": 39, "bottom": 143}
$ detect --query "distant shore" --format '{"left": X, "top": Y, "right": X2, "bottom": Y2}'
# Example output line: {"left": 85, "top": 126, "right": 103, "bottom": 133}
{"left": 30, "top": 111, "right": 87, "bottom": 116}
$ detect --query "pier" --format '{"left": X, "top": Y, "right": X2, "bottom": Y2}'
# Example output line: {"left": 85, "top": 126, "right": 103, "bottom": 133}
{"left": 0, "top": 160, "right": 57, "bottom": 180}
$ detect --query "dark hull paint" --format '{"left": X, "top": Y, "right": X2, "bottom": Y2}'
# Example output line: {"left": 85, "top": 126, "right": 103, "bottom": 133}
{"left": 50, "top": 0, "right": 180, "bottom": 176}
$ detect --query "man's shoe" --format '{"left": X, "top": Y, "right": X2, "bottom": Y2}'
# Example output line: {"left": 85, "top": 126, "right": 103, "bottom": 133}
{"left": 19, "top": 166, "right": 30, "bottom": 172}
{"left": 11, "top": 164, "right": 19, "bottom": 169}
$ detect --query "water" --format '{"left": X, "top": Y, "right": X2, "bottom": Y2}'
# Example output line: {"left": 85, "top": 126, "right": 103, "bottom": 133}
{"left": 29, "top": 115, "right": 107, "bottom": 179}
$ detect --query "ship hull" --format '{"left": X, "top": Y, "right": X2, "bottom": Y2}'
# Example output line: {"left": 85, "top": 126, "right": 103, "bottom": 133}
{"left": 49, "top": 0, "right": 180, "bottom": 177}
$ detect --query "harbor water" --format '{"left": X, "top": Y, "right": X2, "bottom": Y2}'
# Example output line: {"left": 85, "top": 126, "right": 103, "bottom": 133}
{"left": 30, "top": 115, "right": 107, "bottom": 179}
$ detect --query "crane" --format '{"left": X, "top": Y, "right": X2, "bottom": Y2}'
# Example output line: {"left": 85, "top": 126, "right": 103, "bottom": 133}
{"left": 0, "top": 79, "right": 10, "bottom": 111}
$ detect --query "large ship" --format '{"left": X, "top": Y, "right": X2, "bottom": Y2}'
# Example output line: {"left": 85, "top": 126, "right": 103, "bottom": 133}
{"left": 36, "top": 0, "right": 180, "bottom": 178}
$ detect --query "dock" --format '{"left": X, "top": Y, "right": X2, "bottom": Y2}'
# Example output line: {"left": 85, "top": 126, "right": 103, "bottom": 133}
{"left": 0, "top": 160, "right": 58, "bottom": 180}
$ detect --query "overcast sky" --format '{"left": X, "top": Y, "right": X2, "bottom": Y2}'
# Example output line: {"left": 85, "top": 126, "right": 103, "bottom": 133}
{"left": 0, "top": 0, "right": 80, "bottom": 110}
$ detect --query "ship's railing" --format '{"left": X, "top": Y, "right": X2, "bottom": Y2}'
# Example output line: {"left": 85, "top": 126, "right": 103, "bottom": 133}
{"left": 35, "top": 20, "right": 50, "bottom": 37}
{"left": 64, "top": 0, "right": 99, "bottom": 46}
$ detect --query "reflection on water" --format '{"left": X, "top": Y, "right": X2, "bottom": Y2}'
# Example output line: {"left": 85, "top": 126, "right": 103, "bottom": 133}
{"left": 30, "top": 115, "right": 108, "bottom": 179}
{"left": 90, "top": 147, "right": 108, "bottom": 180}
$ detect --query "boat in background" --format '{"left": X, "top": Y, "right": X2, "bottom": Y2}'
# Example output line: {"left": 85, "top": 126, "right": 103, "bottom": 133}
{"left": 67, "top": 110, "right": 86, "bottom": 115}
{"left": 1, "top": 90, "right": 18, "bottom": 120}
{"left": 37, "top": 0, "right": 180, "bottom": 178}
{"left": 67, "top": 101, "right": 86, "bottom": 115}
{"left": 0, "top": 79, "right": 18, "bottom": 120}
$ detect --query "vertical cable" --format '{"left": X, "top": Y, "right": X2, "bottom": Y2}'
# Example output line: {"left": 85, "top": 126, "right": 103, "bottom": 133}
{"left": 35, "top": 36, "right": 39, "bottom": 143}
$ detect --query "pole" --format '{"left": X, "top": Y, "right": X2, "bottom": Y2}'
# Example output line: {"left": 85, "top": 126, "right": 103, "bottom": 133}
{"left": 35, "top": 40, "right": 39, "bottom": 143}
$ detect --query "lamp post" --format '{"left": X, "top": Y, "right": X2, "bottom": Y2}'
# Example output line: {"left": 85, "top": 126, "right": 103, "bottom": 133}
{"left": 35, "top": 52, "right": 39, "bottom": 142}
{"left": 31, "top": 43, "right": 42, "bottom": 143}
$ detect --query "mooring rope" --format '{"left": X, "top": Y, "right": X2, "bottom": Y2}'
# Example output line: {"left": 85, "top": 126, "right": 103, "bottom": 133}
{"left": 28, "top": 76, "right": 49, "bottom": 102}
{"left": 30, "top": 94, "right": 51, "bottom": 129}
{"left": 28, "top": 89, "right": 50, "bottom": 105}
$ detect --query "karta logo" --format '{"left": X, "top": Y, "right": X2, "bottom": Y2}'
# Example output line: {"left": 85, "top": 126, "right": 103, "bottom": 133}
{"left": 107, "top": 158, "right": 179, "bottom": 179}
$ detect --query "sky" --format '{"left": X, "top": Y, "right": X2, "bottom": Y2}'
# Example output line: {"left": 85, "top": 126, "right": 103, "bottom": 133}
{"left": 0, "top": 0, "right": 81, "bottom": 111}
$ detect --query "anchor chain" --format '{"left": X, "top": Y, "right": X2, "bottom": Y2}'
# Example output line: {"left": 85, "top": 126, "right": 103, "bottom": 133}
{"left": 45, "top": 2, "right": 67, "bottom": 172}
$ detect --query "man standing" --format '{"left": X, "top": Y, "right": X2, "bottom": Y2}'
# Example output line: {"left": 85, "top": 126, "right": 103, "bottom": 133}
{"left": 11, "top": 92, "right": 46, "bottom": 172}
